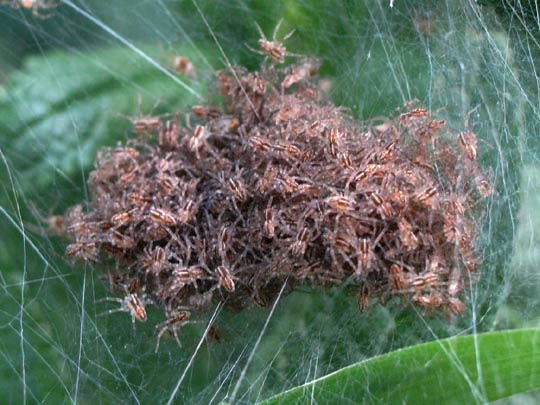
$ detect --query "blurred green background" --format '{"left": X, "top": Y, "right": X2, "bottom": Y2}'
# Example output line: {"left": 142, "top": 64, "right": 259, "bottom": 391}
{"left": 0, "top": 0, "right": 538, "bottom": 403}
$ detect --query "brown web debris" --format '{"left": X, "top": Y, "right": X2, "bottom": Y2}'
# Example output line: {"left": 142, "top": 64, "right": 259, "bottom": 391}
{"left": 59, "top": 53, "right": 492, "bottom": 347}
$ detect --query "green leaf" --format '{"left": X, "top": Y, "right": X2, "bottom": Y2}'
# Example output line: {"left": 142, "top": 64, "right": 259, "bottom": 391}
{"left": 259, "top": 328, "right": 540, "bottom": 404}
{"left": 0, "top": 45, "right": 210, "bottom": 193}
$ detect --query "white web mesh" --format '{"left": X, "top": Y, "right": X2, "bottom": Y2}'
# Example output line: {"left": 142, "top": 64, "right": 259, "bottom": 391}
{"left": 0, "top": 0, "right": 536, "bottom": 403}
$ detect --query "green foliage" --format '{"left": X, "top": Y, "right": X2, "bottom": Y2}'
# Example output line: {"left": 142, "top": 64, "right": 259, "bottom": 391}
{"left": 0, "top": 46, "right": 208, "bottom": 192}
{"left": 260, "top": 328, "right": 540, "bottom": 404}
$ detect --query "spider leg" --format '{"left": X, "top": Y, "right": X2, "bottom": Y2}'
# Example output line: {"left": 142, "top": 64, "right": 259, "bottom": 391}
{"left": 245, "top": 43, "right": 266, "bottom": 57}
{"left": 31, "top": 2, "right": 55, "bottom": 19}
{"left": 95, "top": 297, "right": 124, "bottom": 304}
{"left": 172, "top": 330, "right": 182, "bottom": 349}
{"left": 284, "top": 50, "right": 305, "bottom": 58}
{"left": 373, "top": 226, "right": 388, "bottom": 248}
{"left": 40, "top": 0, "right": 58, "bottom": 8}
{"left": 272, "top": 18, "right": 284, "bottom": 41}
{"left": 96, "top": 307, "right": 126, "bottom": 317}
{"left": 155, "top": 327, "right": 168, "bottom": 353}
{"left": 254, "top": 21, "right": 266, "bottom": 41}
{"left": 32, "top": 8, "right": 48, "bottom": 18}
{"left": 147, "top": 96, "right": 163, "bottom": 116}
{"left": 133, "top": 94, "right": 165, "bottom": 119}
{"left": 282, "top": 28, "right": 295, "bottom": 42}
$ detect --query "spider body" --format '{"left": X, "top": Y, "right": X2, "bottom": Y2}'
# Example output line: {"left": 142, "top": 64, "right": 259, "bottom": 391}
{"left": 247, "top": 19, "right": 300, "bottom": 64}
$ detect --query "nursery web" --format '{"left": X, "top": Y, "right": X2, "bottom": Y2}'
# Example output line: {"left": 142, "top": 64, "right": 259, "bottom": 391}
{"left": 0, "top": 0, "right": 537, "bottom": 403}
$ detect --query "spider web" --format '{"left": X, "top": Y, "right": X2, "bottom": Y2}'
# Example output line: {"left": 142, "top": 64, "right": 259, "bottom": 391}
{"left": 0, "top": 0, "right": 537, "bottom": 403}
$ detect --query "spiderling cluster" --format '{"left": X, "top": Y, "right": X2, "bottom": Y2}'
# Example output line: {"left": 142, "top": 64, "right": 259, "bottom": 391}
{"left": 60, "top": 54, "right": 492, "bottom": 348}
